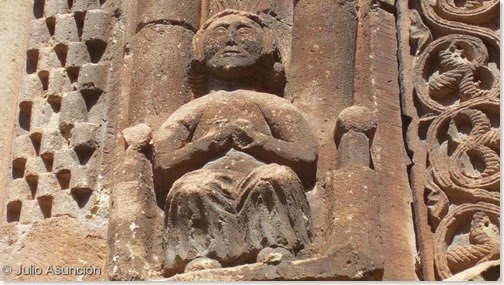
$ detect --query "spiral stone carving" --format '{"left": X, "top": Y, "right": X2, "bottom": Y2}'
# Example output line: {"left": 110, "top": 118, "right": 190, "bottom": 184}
{"left": 435, "top": 0, "right": 499, "bottom": 24}
{"left": 414, "top": 35, "right": 499, "bottom": 113}
{"left": 434, "top": 203, "right": 500, "bottom": 279}
{"left": 425, "top": 100, "right": 499, "bottom": 219}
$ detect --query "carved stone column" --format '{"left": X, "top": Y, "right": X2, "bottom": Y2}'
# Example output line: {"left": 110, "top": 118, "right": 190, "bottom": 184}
{"left": 287, "top": 0, "right": 359, "bottom": 257}
{"left": 107, "top": 0, "right": 201, "bottom": 280}
{"left": 128, "top": 0, "right": 200, "bottom": 128}
{"left": 0, "top": 1, "right": 32, "bottom": 223}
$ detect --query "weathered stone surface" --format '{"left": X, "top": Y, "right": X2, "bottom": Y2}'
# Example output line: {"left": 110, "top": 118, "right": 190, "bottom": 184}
{"left": 366, "top": 8, "right": 418, "bottom": 280}
{"left": 45, "top": 0, "right": 69, "bottom": 17}
{"left": 444, "top": 260, "right": 500, "bottom": 281}
{"left": 0, "top": 0, "right": 498, "bottom": 282}
{"left": 67, "top": 42, "right": 92, "bottom": 67}
{"left": 82, "top": 10, "right": 111, "bottom": 43}
{"left": 397, "top": 0, "right": 500, "bottom": 281}
{"left": 128, "top": 25, "right": 193, "bottom": 128}
{"left": 0, "top": 216, "right": 107, "bottom": 281}
{"left": 1, "top": 0, "right": 111, "bottom": 281}
{"left": 78, "top": 63, "right": 108, "bottom": 92}
{"left": 166, "top": 251, "right": 383, "bottom": 281}
{"left": 122, "top": 123, "right": 152, "bottom": 151}
{"left": 59, "top": 91, "right": 88, "bottom": 131}
{"left": 136, "top": 0, "right": 201, "bottom": 29}
{"left": 28, "top": 19, "right": 52, "bottom": 49}
{"left": 73, "top": 0, "right": 101, "bottom": 12}
{"left": 54, "top": 14, "right": 80, "bottom": 44}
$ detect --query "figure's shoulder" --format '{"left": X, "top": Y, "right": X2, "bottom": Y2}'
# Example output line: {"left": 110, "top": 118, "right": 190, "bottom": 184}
{"left": 228, "top": 90, "right": 300, "bottom": 110}
{"left": 247, "top": 91, "right": 304, "bottom": 114}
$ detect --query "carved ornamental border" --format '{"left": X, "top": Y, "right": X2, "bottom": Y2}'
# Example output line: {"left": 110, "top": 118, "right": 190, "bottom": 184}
{"left": 402, "top": 0, "right": 500, "bottom": 280}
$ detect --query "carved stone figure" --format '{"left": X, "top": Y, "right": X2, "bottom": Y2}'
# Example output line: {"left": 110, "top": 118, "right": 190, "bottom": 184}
{"left": 2, "top": 0, "right": 500, "bottom": 282}
{"left": 152, "top": 10, "right": 317, "bottom": 275}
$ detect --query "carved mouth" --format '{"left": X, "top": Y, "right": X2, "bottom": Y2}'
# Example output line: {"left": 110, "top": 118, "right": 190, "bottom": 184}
{"left": 221, "top": 47, "right": 245, "bottom": 57}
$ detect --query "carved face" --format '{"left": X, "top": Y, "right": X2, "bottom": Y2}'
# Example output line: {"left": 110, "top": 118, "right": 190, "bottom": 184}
{"left": 202, "top": 14, "right": 264, "bottom": 79}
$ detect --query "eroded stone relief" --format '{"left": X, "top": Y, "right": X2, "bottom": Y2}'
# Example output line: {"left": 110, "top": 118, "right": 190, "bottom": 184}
{"left": 5, "top": 0, "right": 112, "bottom": 225}
{"left": 0, "top": 0, "right": 499, "bottom": 281}
{"left": 153, "top": 10, "right": 317, "bottom": 274}
{"left": 399, "top": 0, "right": 500, "bottom": 280}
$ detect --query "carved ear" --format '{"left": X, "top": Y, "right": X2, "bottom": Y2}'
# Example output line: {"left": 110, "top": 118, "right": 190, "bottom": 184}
{"left": 192, "top": 32, "right": 206, "bottom": 62}
{"left": 262, "top": 27, "right": 276, "bottom": 55}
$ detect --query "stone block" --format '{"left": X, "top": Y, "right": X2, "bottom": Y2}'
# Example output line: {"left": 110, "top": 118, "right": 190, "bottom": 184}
{"left": 72, "top": 122, "right": 99, "bottom": 150}
{"left": 19, "top": 199, "right": 44, "bottom": 224}
{"left": 38, "top": 47, "right": 60, "bottom": 72}
{"left": 59, "top": 91, "right": 88, "bottom": 133}
{"left": 67, "top": 42, "right": 91, "bottom": 67}
{"left": 52, "top": 189, "right": 77, "bottom": 217}
{"left": 52, "top": 147, "right": 79, "bottom": 174}
{"left": 6, "top": 179, "right": 32, "bottom": 202}
{"left": 36, "top": 173, "right": 59, "bottom": 197}
{"left": 28, "top": 19, "right": 51, "bottom": 50}
{"left": 30, "top": 99, "right": 53, "bottom": 136}
{"left": 326, "top": 166, "right": 382, "bottom": 264}
{"left": 78, "top": 63, "right": 107, "bottom": 92}
{"left": 72, "top": 0, "right": 101, "bottom": 12}
{"left": 19, "top": 74, "right": 43, "bottom": 105}
{"left": 25, "top": 156, "right": 47, "bottom": 179}
{"left": 70, "top": 165, "right": 96, "bottom": 191}
{"left": 40, "top": 128, "right": 64, "bottom": 158}
{"left": 45, "top": 0, "right": 70, "bottom": 17}
{"left": 48, "top": 68, "right": 71, "bottom": 95}
{"left": 3, "top": 216, "right": 107, "bottom": 281}
{"left": 54, "top": 14, "right": 79, "bottom": 44}
{"left": 337, "top": 131, "right": 371, "bottom": 168}
{"left": 82, "top": 10, "right": 111, "bottom": 42}
{"left": 12, "top": 135, "right": 36, "bottom": 161}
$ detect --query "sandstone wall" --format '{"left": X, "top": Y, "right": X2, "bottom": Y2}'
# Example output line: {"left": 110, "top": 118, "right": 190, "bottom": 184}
{"left": 0, "top": 0, "right": 499, "bottom": 281}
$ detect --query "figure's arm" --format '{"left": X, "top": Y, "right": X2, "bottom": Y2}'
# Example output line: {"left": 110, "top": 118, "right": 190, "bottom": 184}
{"left": 233, "top": 105, "right": 318, "bottom": 187}
{"left": 154, "top": 121, "right": 231, "bottom": 173}
{"left": 152, "top": 104, "right": 232, "bottom": 195}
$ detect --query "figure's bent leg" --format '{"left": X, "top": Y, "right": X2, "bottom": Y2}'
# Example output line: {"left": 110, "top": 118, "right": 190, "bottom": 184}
{"left": 236, "top": 164, "right": 312, "bottom": 260}
{"left": 163, "top": 170, "right": 243, "bottom": 276}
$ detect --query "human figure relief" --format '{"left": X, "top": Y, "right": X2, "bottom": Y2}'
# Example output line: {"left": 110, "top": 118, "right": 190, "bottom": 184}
{"left": 152, "top": 10, "right": 318, "bottom": 275}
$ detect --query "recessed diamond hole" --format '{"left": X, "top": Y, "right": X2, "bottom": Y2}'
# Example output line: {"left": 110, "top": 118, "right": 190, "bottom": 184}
{"left": 46, "top": 17, "right": 56, "bottom": 36}
{"left": 56, "top": 170, "right": 71, "bottom": 190}
{"left": 19, "top": 101, "right": 33, "bottom": 132}
{"left": 12, "top": 158, "right": 27, "bottom": 179}
{"left": 7, "top": 201, "right": 22, "bottom": 223}
{"left": 26, "top": 49, "right": 39, "bottom": 74}
{"left": 71, "top": 188, "right": 92, "bottom": 208}
{"left": 38, "top": 71, "right": 50, "bottom": 91}
{"left": 74, "top": 12, "right": 86, "bottom": 39}
{"left": 86, "top": 39, "right": 107, "bottom": 63}
{"left": 54, "top": 44, "right": 69, "bottom": 67}
{"left": 38, "top": 196, "right": 53, "bottom": 219}
{"left": 41, "top": 153, "right": 54, "bottom": 172}
{"left": 33, "top": 0, "right": 45, "bottom": 19}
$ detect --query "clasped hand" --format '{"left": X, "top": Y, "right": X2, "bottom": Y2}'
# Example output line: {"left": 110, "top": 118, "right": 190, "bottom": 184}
{"left": 212, "top": 119, "right": 264, "bottom": 150}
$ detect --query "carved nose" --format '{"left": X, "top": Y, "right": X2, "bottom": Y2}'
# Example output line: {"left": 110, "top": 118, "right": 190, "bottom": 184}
{"left": 226, "top": 31, "right": 237, "bottom": 45}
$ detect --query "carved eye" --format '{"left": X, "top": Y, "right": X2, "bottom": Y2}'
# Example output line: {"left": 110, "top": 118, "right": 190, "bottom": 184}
{"left": 237, "top": 26, "right": 252, "bottom": 36}
{"left": 212, "top": 26, "right": 227, "bottom": 37}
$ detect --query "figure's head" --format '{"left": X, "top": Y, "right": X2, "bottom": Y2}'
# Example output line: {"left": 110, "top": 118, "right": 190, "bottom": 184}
{"left": 191, "top": 10, "right": 284, "bottom": 94}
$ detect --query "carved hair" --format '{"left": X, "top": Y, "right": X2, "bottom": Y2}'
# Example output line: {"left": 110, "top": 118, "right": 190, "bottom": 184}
{"left": 189, "top": 9, "right": 286, "bottom": 97}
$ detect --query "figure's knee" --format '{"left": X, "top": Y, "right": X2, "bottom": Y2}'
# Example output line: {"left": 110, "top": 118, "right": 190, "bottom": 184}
{"left": 240, "top": 164, "right": 303, "bottom": 200}
{"left": 167, "top": 169, "right": 237, "bottom": 201}
{"left": 251, "top": 164, "right": 299, "bottom": 184}
{"left": 168, "top": 170, "right": 217, "bottom": 199}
